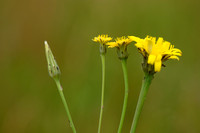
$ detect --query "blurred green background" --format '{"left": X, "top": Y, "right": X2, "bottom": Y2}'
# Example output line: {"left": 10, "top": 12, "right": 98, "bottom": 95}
{"left": 0, "top": 0, "right": 200, "bottom": 132}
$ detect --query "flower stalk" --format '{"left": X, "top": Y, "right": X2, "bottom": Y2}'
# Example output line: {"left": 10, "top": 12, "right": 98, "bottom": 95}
{"left": 98, "top": 54, "right": 106, "bottom": 133}
{"left": 92, "top": 35, "right": 112, "bottom": 133}
{"left": 130, "top": 72, "right": 154, "bottom": 133}
{"left": 44, "top": 41, "right": 77, "bottom": 133}
{"left": 55, "top": 79, "right": 77, "bottom": 133}
{"left": 129, "top": 35, "right": 182, "bottom": 132}
{"left": 118, "top": 58, "right": 129, "bottom": 133}
{"left": 106, "top": 36, "right": 132, "bottom": 133}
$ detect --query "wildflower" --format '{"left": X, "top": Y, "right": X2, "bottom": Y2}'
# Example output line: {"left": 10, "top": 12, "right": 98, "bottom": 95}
{"left": 93, "top": 34, "right": 112, "bottom": 44}
{"left": 129, "top": 36, "right": 182, "bottom": 73}
{"left": 92, "top": 35, "right": 112, "bottom": 54}
{"left": 129, "top": 35, "right": 182, "bottom": 133}
{"left": 106, "top": 36, "right": 133, "bottom": 59}
{"left": 106, "top": 36, "right": 133, "bottom": 133}
{"left": 92, "top": 34, "right": 112, "bottom": 133}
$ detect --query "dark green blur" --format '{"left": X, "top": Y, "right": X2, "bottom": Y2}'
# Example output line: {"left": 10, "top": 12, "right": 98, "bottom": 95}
{"left": 0, "top": 0, "right": 200, "bottom": 132}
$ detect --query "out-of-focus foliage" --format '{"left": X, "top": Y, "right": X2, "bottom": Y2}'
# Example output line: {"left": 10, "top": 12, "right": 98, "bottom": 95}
{"left": 0, "top": 0, "right": 200, "bottom": 132}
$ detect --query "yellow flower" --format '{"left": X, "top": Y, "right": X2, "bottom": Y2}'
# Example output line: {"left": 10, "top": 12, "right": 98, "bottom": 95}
{"left": 106, "top": 36, "right": 132, "bottom": 48}
{"left": 129, "top": 35, "right": 182, "bottom": 72}
{"left": 92, "top": 35, "right": 112, "bottom": 44}
{"left": 106, "top": 36, "right": 133, "bottom": 59}
{"left": 92, "top": 34, "right": 112, "bottom": 54}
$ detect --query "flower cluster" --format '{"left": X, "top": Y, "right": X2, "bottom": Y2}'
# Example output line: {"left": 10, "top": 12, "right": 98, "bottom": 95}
{"left": 93, "top": 34, "right": 182, "bottom": 73}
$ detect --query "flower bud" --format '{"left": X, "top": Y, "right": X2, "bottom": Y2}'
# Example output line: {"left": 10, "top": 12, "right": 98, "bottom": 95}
{"left": 44, "top": 41, "right": 61, "bottom": 80}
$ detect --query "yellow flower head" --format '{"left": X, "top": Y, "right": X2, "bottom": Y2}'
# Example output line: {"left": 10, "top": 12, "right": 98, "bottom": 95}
{"left": 92, "top": 34, "right": 112, "bottom": 54}
{"left": 129, "top": 35, "right": 182, "bottom": 72}
{"left": 106, "top": 36, "right": 132, "bottom": 48}
{"left": 106, "top": 36, "right": 133, "bottom": 59}
{"left": 92, "top": 35, "right": 112, "bottom": 44}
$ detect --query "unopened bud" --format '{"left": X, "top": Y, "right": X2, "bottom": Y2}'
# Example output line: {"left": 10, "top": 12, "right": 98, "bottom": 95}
{"left": 44, "top": 41, "right": 61, "bottom": 80}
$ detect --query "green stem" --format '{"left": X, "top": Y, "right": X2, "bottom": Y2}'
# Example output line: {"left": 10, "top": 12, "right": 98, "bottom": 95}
{"left": 98, "top": 54, "right": 105, "bottom": 133}
{"left": 130, "top": 73, "right": 154, "bottom": 133}
{"left": 55, "top": 79, "right": 77, "bottom": 133}
{"left": 118, "top": 59, "right": 129, "bottom": 133}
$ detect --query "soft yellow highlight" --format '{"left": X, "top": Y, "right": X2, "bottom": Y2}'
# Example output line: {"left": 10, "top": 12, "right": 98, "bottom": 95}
{"left": 92, "top": 35, "right": 112, "bottom": 44}
{"left": 129, "top": 35, "right": 182, "bottom": 72}
{"left": 106, "top": 36, "right": 133, "bottom": 48}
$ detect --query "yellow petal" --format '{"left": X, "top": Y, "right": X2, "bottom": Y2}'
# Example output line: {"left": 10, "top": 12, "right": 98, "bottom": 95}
{"left": 128, "top": 36, "right": 142, "bottom": 43}
{"left": 168, "top": 56, "right": 179, "bottom": 60}
{"left": 148, "top": 54, "right": 156, "bottom": 64}
{"left": 156, "top": 37, "right": 163, "bottom": 45}
{"left": 144, "top": 39, "right": 154, "bottom": 54}
{"left": 154, "top": 55, "right": 162, "bottom": 72}
{"left": 135, "top": 43, "right": 143, "bottom": 48}
{"left": 108, "top": 45, "right": 115, "bottom": 48}
{"left": 172, "top": 49, "right": 182, "bottom": 56}
{"left": 154, "top": 61, "right": 162, "bottom": 72}
{"left": 162, "top": 41, "right": 170, "bottom": 51}
{"left": 156, "top": 54, "right": 162, "bottom": 61}
{"left": 173, "top": 53, "right": 182, "bottom": 56}
{"left": 92, "top": 38, "right": 97, "bottom": 42}
{"left": 173, "top": 48, "right": 182, "bottom": 53}
{"left": 106, "top": 42, "right": 118, "bottom": 48}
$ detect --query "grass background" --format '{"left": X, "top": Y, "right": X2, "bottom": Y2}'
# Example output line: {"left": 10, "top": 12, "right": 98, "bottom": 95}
{"left": 0, "top": 0, "right": 200, "bottom": 132}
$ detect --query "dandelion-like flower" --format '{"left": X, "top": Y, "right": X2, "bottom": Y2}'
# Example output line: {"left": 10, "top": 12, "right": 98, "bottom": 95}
{"left": 92, "top": 35, "right": 112, "bottom": 54}
{"left": 129, "top": 35, "right": 182, "bottom": 72}
{"left": 106, "top": 36, "right": 133, "bottom": 59}
{"left": 106, "top": 36, "right": 132, "bottom": 48}
{"left": 106, "top": 36, "right": 132, "bottom": 132}
{"left": 92, "top": 34, "right": 112, "bottom": 132}
{"left": 93, "top": 35, "right": 112, "bottom": 44}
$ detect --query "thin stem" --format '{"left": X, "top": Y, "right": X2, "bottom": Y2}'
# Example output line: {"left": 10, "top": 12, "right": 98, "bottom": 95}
{"left": 55, "top": 79, "right": 77, "bottom": 133}
{"left": 98, "top": 54, "right": 106, "bottom": 133}
{"left": 130, "top": 73, "right": 154, "bottom": 133}
{"left": 118, "top": 59, "right": 129, "bottom": 133}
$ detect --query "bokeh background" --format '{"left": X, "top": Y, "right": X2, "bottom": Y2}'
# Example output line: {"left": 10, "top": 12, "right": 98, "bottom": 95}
{"left": 0, "top": 0, "right": 200, "bottom": 132}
